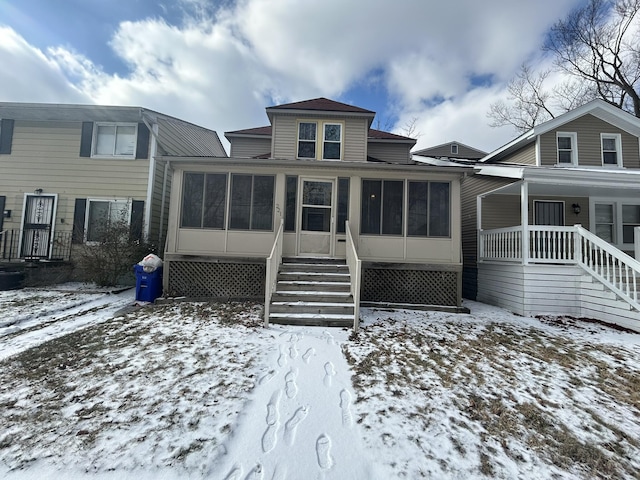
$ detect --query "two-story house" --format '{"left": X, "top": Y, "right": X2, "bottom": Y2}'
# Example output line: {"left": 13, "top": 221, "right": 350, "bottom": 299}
{"left": 0, "top": 103, "right": 225, "bottom": 268}
{"left": 162, "top": 98, "right": 469, "bottom": 327}
{"left": 462, "top": 99, "right": 640, "bottom": 332}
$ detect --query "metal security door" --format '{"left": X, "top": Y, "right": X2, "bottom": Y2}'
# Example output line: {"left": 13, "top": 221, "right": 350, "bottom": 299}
{"left": 21, "top": 194, "right": 56, "bottom": 259}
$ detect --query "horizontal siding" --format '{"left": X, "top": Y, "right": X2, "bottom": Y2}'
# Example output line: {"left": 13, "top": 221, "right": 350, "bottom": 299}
{"left": 478, "top": 263, "right": 640, "bottom": 332}
{"left": 0, "top": 120, "right": 150, "bottom": 237}
{"left": 539, "top": 114, "right": 640, "bottom": 167}
{"left": 272, "top": 114, "right": 367, "bottom": 162}
{"left": 230, "top": 137, "right": 272, "bottom": 158}
{"left": 367, "top": 143, "right": 410, "bottom": 163}
{"left": 497, "top": 143, "right": 536, "bottom": 165}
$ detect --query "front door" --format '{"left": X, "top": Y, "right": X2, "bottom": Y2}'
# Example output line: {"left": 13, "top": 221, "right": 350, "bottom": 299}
{"left": 20, "top": 194, "right": 56, "bottom": 259}
{"left": 298, "top": 179, "right": 335, "bottom": 256}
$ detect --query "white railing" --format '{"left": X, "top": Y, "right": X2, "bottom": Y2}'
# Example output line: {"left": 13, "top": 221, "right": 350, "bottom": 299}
{"left": 528, "top": 226, "right": 576, "bottom": 263}
{"left": 345, "top": 221, "right": 362, "bottom": 332}
{"left": 480, "top": 224, "right": 640, "bottom": 311}
{"left": 574, "top": 225, "right": 640, "bottom": 310}
{"left": 478, "top": 226, "right": 522, "bottom": 262}
{"left": 264, "top": 219, "right": 284, "bottom": 328}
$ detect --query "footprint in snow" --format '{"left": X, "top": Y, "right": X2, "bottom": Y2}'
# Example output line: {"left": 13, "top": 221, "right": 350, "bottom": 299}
{"left": 302, "top": 347, "right": 315, "bottom": 364}
{"left": 289, "top": 343, "right": 299, "bottom": 359}
{"left": 323, "top": 330, "right": 335, "bottom": 345}
{"left": 244, "top": 464, "right": 263, "bottom": 480}
{"left": 285, "top": 369, "right": 298, "bottom": 399}
{"left": 224, "top": 465, "right": 243, "bottom": 480}
{"left": 323, "top": 362, "right": 336, "bottom": 387}
{"left": 316, "top": 434, "right": 333, "bottom": 470}
{"left": 277, "top": 348, "right": 288, "bottom": 367}
{"left": 284, "top": 406, "right": 309, "bottom": 445}
{"left": 339, "top": 389, "right": 353, "bottom": 427}
{"left": 258, "top": 370, "right": 276, "bottom": 385}
{"left": 262, "top": 390, "right": 282, "bottom": 453}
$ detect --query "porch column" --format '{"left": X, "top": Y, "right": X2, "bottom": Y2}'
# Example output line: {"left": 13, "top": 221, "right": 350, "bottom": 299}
{"left": 521, "top": 181, "right": 529, "bottom": 265}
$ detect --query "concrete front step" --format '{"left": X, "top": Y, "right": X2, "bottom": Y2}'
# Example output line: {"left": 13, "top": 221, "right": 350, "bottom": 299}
{"left": 269, "top": 312, "right": 353, "bottom": 327}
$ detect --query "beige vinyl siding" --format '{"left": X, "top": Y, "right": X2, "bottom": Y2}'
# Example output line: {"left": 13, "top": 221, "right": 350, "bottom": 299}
{"left": 539, "top": 114, "right": 640, "bottom": 167}
{"left": 461, "top": 175, "right": 516, "bottom": 269}
{"left": 498, "top": 143, "right": 536, "bottom": 165}
{"left": 272, "top": 115, "right": 368, "bottom": 161}
{"left": 229, "top": 137, "right": 272, "bottom": 158}
{"left": 0, "top": 120, "right": 149, "bottom": 235}
{"left": 367, "top": 142, "right": 411, "bottom": 163}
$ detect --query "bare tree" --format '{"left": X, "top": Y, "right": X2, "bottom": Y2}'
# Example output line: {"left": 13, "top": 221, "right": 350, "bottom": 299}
{"left": 400, "top": 116, "right": 422, "bottom": 139}
{"left": 489, "top": 0, "right": 640, "bottom": 131}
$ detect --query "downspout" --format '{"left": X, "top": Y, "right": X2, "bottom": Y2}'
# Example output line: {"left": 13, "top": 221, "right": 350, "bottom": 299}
{"left": 159, "top": 160, "right": 170, "bottom": 247}
{"left": 142, "top": 114, "right": 159, "bottom": 242}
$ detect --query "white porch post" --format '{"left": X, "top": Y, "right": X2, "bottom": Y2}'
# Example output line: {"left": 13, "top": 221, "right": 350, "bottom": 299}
{"left": 635, "top": 226, "right": 640, "bottom": 260}
{"left": 477, "top": 195, "right": 483, "bottom": 259}
{"left": 521, "top": 181, "right": 529, "bottom": 265}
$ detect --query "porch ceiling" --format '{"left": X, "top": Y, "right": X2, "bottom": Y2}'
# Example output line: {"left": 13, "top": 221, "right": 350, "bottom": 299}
{"left": 492, "top": 182, "right": 638, "bottom": 198}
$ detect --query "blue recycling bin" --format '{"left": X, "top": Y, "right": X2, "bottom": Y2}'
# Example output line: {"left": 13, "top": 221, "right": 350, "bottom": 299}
{"left": 134, "top": 264, "right": 163, "bottom": 302}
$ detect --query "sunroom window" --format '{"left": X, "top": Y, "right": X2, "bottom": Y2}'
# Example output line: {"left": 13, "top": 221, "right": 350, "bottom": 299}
{"left": 229, "top": 174, "right": 275, "bottom": 231}
{"left": 361, "top": 180, "right": 403, "bottom": 235}
{"left": 180, "top": 173, "right": 227, "bottom": 229}
{"left": 408, "top": 181, "right": 451, "bottom": 237}
{"left": 93, "top": 123, "right": 137, "bottom": 157}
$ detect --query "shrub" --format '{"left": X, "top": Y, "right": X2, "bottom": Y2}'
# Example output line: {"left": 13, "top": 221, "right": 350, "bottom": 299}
{"left": 73, "top": 219, "right": 158, "bottom": 287}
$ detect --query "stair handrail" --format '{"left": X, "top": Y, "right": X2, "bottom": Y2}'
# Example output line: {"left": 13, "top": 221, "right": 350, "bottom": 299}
{"left": 264, "top": 219, "right": 284, "bottom": 328}
{"left": 345, "top": 220, "right": 362, "bottom": 332}
{"left": 574, "top": 224, "right": 640, "bottom": 311}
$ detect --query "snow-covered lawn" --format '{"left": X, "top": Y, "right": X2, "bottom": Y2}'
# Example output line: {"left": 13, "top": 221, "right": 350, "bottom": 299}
{"left": 0, "top": 288, "right": 638, "bottom": 479}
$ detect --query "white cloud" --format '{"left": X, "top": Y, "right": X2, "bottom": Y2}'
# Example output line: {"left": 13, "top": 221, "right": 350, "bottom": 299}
{"left": 0, "top": 0, "right": 585, "bottom": 153}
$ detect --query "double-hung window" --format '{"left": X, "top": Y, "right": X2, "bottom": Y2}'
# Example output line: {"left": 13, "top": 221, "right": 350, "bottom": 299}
{"left": 322, "top": 124, "right": 342, "bottom": 160}
{"left": 229, "top": 174, "right": 275, "bottom": 231}
{"left": 601, "top": 133, "right": 622, "bottom": 166}
{"left": 622, "top": 205, "right": 640, "bottom": 244}
{"left": 180, "top": 173, "right": 227, "bottom": 229}
{"left": 93, "top": 123, "right": 137, "bottom": 158}
{"left": 557, "top": 132, "right": 577, "bottom": 165}
{"left": 86, "top": 199, "right": 130, "bottom": 242}
{"left": 298, "top": 122, "right": 317, "bottom": 159}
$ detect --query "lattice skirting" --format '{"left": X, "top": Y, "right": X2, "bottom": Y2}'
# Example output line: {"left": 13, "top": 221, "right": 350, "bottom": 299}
{"left": 362, "top": 268, "right": 459, "bottom": 306}
{"left": 166, "top": 260, "right": 265, "bottom": 299}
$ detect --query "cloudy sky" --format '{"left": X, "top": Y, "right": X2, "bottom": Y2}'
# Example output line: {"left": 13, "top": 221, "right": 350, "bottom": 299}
{"left": 0, "top": 0, "right": 583, "bottom": 153}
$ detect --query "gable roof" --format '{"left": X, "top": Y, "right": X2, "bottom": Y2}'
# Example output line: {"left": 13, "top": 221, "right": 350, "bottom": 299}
{"left": 481, "top": 99, "right": 640, "bottom": 163}
{"left": 413, "top": 141, "right": 486, "bottom": 160}
{"left": 0, "top": 102, "right": 227, "bottom": 157}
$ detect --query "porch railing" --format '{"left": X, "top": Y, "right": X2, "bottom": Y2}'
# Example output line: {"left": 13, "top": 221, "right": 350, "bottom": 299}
{"left": 479, "top": 224, "right": 640, "bottom": 311}
{"left": 264, "top": 219, "right": 284, "bottom": 327}
{"left": 0, "top": 229, "right": 73, "bottom": 262}
{"left": 345, "top": 221, "right": 362, "bottom": 332}
{"left": 574, "top": 225, "right": 640, "bottom": 309}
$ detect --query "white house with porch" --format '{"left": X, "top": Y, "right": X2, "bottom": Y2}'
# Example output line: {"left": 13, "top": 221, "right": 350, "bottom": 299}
{"left": 462, "top": 99, "right": 640, "bottom": 332}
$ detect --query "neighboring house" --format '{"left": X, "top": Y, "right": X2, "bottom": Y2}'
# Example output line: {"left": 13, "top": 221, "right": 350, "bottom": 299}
{"left": 0, "top": 103, "right": 225, "bottom": 264}
{"left": 163, "top": 98, "right": 469, "bottom": 327}
{"left": 462, "top": 99, "right": 640, "bottom": 332}
{"left": 413, "top": 140, "right": 486, "bottom": 161}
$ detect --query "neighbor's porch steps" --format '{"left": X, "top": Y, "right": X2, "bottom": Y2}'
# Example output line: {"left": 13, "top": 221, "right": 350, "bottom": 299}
{"left": 268, "top": 257, "right": 354, "bottom": 327}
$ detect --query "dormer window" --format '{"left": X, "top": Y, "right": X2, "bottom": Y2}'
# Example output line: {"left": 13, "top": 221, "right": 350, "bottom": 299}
{"left": 601, "top": 133, "right": 622, "bottom": 166}
{"left": 557, "top": 132, "right": 577, "bottom": 165}
{"left": 297, "top": 122, "right": 317, "bottom": 159}
{"left": 451, "top": 144, "right": 458, "bottom": 155}
{"left": 323, "top": 123, "right": 342, "bottom": 160}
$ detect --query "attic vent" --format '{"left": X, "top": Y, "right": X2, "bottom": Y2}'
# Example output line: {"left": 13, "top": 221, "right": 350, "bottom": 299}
{"left": 451, "top": 144, "right": 458, "bottom": 155}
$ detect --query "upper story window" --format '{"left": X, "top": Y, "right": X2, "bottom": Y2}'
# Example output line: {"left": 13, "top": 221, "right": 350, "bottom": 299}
{"left": 297, "top": 122, "right": 317, "bottom": 159}
{"left": 556, "top": 132, "right": 577, "bottom": 165}
{"left": 451, "top": 144, "right": 458, "bottom": 155}
{"left": 601, "top": 133, "right": 622, "bottom": 166}
{"left": 93, "top": 123, "right": 137, "bottom": 158}
{"left": 323, "top": 123, "right": 342, "bottom": 160}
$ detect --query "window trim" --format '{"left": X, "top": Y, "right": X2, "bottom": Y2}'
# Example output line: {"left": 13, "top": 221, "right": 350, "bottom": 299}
{"left": 297, "top": 121, "right": 317, "bottom": 160}
{"left": 91, "top": 122, "right": 138, "bottom": 159}
{"left": 322, "top": 123, "right": 343, "bottom": 161}
{"left": 589, "top": 197, "right": 640, "bottom": 248}
{"left": 556, "top": 132, "right": 578, "bottom": 166}
{"left": 84, "top": 198, "right": 132, "bottom": 243}
{"left": 601, "top": 133, "right": 622, "bottom": 167}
